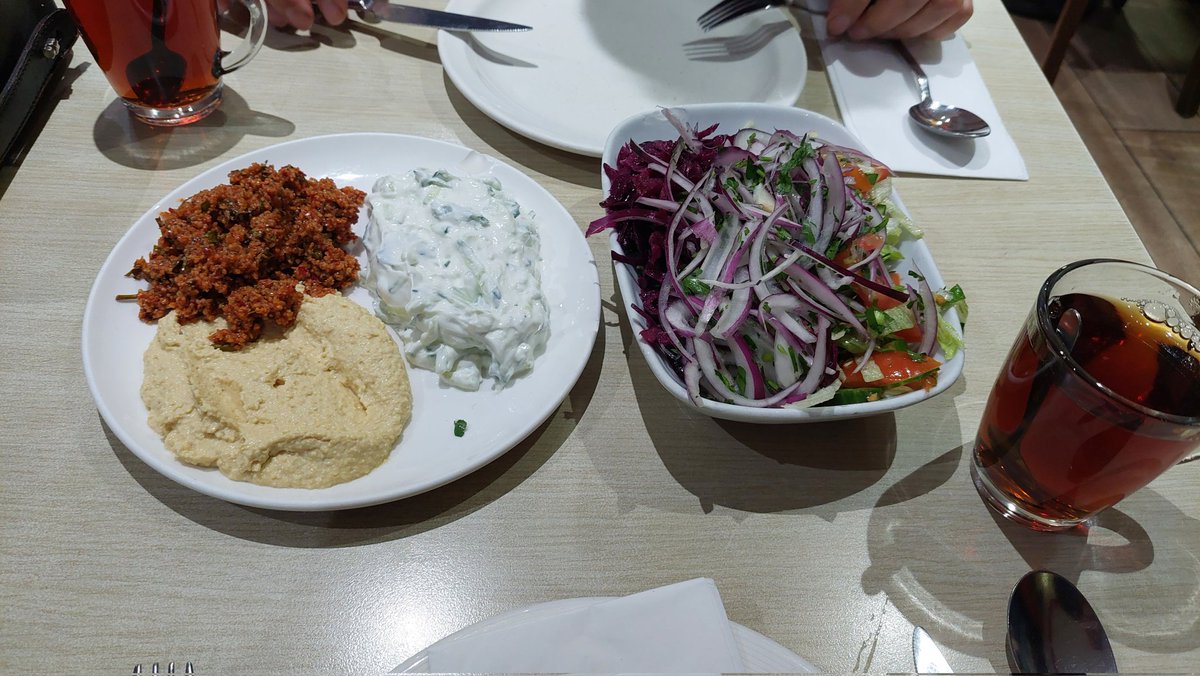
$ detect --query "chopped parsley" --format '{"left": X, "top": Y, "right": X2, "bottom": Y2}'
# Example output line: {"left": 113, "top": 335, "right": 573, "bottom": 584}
{"left": 681, "top": 274, "right": 713, "bottom": 295}
{"left": 743, "top": 162, "right": 766, "bottom": 187}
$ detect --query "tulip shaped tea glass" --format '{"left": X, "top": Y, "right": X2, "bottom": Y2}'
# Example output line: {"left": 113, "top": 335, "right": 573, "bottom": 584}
{"left": 972, "top": 259, "right": 1200, "bottom": 531}
{"left": 65, "top": 0, "right": 267, "bottom": 125}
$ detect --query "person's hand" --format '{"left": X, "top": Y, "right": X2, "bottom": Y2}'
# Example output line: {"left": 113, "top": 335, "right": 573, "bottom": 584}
{"left": 263, "top": 0, "right": 349, "bottom": 29}
{"left": 825, "top": 0, "right": 973, "bottom": 41}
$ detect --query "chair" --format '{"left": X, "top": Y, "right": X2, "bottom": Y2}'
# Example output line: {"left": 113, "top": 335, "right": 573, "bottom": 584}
{"left": 1039, "top": 0, "right": 1200, "bottom": 117}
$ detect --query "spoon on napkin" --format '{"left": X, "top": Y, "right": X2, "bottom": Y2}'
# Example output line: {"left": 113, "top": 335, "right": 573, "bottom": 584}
{"left": 893, "top": 40, "right": 991, "bottom": 139}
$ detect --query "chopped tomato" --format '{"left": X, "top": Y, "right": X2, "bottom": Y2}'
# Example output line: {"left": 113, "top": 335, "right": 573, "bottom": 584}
{"left": 913, "top": 373, "right": 939, "bottom": 391}
{"left": 839, "top": 266, "right": 923, "bottom": 343}
{"left": 834, "top": 234, "right": 924, "bottom": 343}
{"left": 841, "top": 160, "right": 892, "bottom": 196}
{"left": 834, "top": 232, "right": 884, "bottom": 267}
{"left": 889, "top": 322, "right": 924, "bottom": 344}
{"left": 839, "top": 350, "right": 941, "bottom": 389}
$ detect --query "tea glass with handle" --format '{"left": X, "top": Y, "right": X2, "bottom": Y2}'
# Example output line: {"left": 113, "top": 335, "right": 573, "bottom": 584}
{"left": 972, "top": 259, "right": 1200, "bottom": 531}
{"left": 65, "top": 0, "right": 267, "bottom": 126}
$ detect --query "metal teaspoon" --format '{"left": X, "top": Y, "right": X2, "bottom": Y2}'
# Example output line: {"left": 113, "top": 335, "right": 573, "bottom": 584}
{"left": 893, "top": 40, "right": 991, "bottom": 139}
{"left": 1007, "top": 570, "right": 1118, "bottom": 674}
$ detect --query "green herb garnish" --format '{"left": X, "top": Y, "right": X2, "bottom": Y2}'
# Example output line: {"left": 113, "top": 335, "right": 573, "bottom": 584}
{"left": 681, "top": 274, "right": 712, "bottom": 296}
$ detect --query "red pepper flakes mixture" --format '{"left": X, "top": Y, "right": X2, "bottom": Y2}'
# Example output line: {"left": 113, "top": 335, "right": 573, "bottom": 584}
{"left": 127, "top": 163, "right": 365, "bottom": 348}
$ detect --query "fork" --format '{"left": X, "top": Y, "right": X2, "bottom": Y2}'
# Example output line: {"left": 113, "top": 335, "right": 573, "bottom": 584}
{"left": 684, "top": 21, "right": 795, "bottom": 59}
{"left": 132, "top": 663, "right": 194, "bottom": 675}
{"left": 697, "top": 0, "right": 825, "bottom": 32}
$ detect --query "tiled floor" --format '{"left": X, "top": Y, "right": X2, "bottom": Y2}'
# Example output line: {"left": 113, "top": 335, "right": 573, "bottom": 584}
{"left": 1009, "top": 0, "right": 1200, "bottom": 287}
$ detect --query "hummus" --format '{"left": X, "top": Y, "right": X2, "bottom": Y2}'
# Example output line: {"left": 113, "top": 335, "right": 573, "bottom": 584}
{"left": 142, "top": 293, "right": 412, "bottom": 488}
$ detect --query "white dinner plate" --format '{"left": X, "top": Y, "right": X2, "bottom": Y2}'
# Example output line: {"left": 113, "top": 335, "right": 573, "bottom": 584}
{"left": 437, "top": 0, "right": 807, "bottom": 156}
{"left": 82, "top": 133, "right": 600, "bottom": 511}
{"left": 391, "top": 597, "right": 818, "bottom": 673}
{"left": 601, "top": 103, "right": 965, "bottom": 423}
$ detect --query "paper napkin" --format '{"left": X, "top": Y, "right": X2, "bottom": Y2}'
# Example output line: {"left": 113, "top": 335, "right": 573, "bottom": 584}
{"left": 808, "top": 5, "right": 1028, "bottom": 180}
{"left": 424, "top": 578, "right": 747, "bottom": 672}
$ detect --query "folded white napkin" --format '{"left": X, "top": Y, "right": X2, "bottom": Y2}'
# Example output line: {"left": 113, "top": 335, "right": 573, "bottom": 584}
{"left": 424, "top": 578, "right": 747, "bottom": 673}
{"left": 809, "top": 6, "right": 1028, "bottom": 180}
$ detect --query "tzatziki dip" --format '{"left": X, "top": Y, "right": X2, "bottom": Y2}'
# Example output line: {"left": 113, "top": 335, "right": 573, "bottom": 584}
{"left": 362, "top": 169, "right": 549, "bottom": 391}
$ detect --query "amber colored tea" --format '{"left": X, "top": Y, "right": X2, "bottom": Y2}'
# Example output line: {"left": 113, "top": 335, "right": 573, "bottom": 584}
{"left": 66, "top": 0, "right": 221, "bottom": 109}
{"left": 974, "top": 292, "right": 1200, "bottom": 528}
{"left": 64, "top": 0, "right": 266, "bottom": 126}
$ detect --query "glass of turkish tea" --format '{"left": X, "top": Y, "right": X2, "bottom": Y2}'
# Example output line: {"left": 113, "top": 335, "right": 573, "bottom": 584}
{"left": 64, "top": 0, "right": 267, "bottom": 126}
{"left": 972, "top": 259, "right": 1200, "bottom": 531}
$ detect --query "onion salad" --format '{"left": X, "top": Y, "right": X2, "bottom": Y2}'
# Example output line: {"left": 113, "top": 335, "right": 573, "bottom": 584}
{"left": 588, "top": 113, "right": 966, "bottom": 409}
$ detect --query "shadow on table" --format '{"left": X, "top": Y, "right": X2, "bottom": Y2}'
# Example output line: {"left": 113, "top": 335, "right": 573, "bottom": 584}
{"left": 824, "top": 38, "right": 957, "bottom": 79}
{"left": 92, "top": 86, "right": 294, "bottom": 171}
{"left": 258, "top": 17, "right": 442, "bottom": 63}
{"left": 663, "top": 411, "right": 898, "bottom": 515}
{"left": 223, "top": 5, "right": 360, "bottom": 52}
{"left": 861, "top": 452, "right": 1200, "bottom": 671}
{"left": 593, "top": 287, "right": 952, "bottom": 519}
{"left": 442, "top": 73, "right": 599, "bottom": 190}
{"left": 100, "top": 327, "right": 605, "bottom": 547}
{"left": 262, "top": 22, "right": 356, "bottom": 51}
{"left": 998, "top": 493, "right": 1200, "bottom": 658}
{"left": 346, "top": 21, "right": 442, "bottom": 63}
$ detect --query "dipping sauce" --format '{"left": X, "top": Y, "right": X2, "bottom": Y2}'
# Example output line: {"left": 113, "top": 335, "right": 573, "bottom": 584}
{"left": 362, "top": 169, "right": 549, "bottom": 391}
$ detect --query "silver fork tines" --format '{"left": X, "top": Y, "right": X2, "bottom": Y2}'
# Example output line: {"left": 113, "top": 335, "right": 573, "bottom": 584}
{"left": 685, "top": 21, "right": 795, "bottom": 60}
{"left": 132, "top": 663, "right": 194, "bottom": 675}
{"left": 696, "top": 0, "right": 824, "bottom": 31}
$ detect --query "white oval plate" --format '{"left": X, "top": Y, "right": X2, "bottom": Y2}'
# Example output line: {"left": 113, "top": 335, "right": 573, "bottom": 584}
{"left": 437, "top": 0, "right": 807, "bottom": 156}
{"left": 82, "top": 133, "right": 600, "bottom": 511}
{"left": 600, "top": 103, "right": 965, "bottom": 423}
{"left": 392, "top": 597, "right": 818, "bottom": 673}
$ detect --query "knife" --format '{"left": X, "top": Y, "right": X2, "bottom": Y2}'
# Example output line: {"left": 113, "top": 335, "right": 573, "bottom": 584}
{"left": 913, "top": 626, "right": 953, "bottom": 674}
{"left": 348, "top": 0, "right": 531, "bottom": 31}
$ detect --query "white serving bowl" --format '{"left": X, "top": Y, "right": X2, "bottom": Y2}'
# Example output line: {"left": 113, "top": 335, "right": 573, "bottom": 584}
{"left": 599, "top": 103, "right": 964, "bottom": 423}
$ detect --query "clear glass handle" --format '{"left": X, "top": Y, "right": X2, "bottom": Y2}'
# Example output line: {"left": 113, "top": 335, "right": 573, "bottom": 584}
{"left": 217, "top": 0, "right": 268, "bottom": 75}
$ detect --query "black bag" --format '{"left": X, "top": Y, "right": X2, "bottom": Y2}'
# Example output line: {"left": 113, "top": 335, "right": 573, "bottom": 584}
{"left": 0, "top": 0, "right": 78, "bottom": 164}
